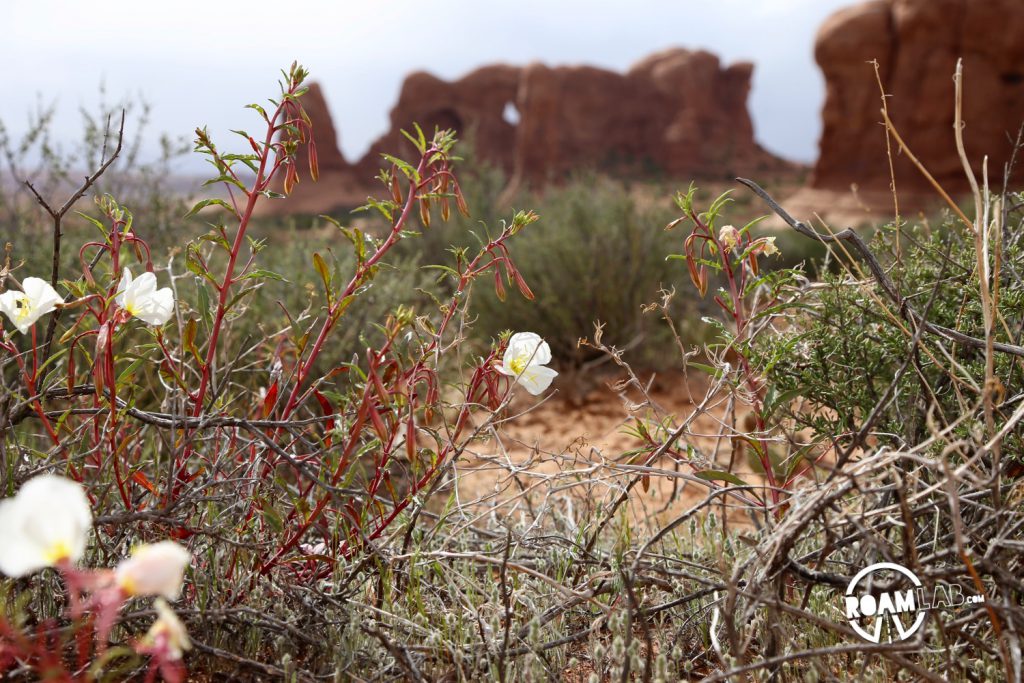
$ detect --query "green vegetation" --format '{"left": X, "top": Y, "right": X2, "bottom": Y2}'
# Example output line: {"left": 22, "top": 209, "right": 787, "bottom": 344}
{"left": 1, "top": 67, "right": 1021, "bottom": 683}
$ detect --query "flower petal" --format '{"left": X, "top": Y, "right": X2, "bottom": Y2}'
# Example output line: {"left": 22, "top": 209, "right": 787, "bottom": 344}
{"left": 517, "top": 365, "right": 558, "bottom": 395}
{"left": 0, "top": 291, "right": 23, "bottom": 333}
{"left": 115, "top": 268, "right": 133, "bottom": 308}
{"left": 22, "top": 278, "right": 63, "bottom": 314}
{"left": 132, "top": 271, "right": 159, "bottom": 297}
{"left": 0, "top": 474, "right": 92, "bottom": 576}
{"left": 530, "top": 339, "right": 552, "bottom": 366}
{"left": 0, "top": 499, "right": 48, "bottom": 577}
{"left": 506, "top": 331, "right": 551, "bottom": 366}
{"left": 116, "top": 540, "right": 191, "bottom": 599}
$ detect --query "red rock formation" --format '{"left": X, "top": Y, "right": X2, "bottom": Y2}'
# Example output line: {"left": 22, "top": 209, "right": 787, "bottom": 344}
{"left": 512, "top": 49, "right": 782, "bottom": 185}
{"left": 262, "top": 49, "right": 791, "bottom": 215}
{"left": 812, "top": 0, "right": 1024, "bottom": 194}
{"left": 354, "top": 65, "right": 522, "bottom": 181}
{"left": 299, "top": 82, "right": 347, "bottom": 176}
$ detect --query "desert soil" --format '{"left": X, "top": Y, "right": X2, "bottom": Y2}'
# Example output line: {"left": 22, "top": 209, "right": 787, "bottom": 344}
{"left": 452, "top": 370, "right": 767, "bottom": 533}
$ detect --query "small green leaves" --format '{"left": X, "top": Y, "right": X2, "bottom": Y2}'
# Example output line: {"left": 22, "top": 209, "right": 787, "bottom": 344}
{"left": 509, "top": 209, "right": 539, "bottom": 236}
{"left": 356, "top": 197, "right": 397, "bottom": 222}
{"left": 400, "top": 123, "right": 428, "bottom": 155}
{"left": 185, "top": 198, "right": 234, "bottom": 219}
{"left": 380, "top": 154, "right": 419, "bottom": 183}
{"left": 185, "top": 244, "right": 216, "bottom": 285}
{"left": 245, "top": 103, "right": 268, "bottom": 122}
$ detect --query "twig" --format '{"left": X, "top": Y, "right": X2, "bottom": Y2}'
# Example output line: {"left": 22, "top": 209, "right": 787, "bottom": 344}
{"left": 24, "top": 111, "right": 126, "bottom": 367}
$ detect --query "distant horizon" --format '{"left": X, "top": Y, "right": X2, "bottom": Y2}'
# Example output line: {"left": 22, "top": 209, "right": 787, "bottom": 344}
{"left": 3, "top": 0, "right": 857, "bottom": 173}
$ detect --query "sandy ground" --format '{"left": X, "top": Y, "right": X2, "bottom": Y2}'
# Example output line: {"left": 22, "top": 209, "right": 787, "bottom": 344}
{"left": 451, "top": 371, "right": 768, "bottom": 533}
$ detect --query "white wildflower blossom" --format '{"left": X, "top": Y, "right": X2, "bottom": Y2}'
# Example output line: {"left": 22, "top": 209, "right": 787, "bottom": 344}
{"left": 498, "top": 332, "right": 558, "bottom": 395}
{"left": 0, "top": 277, "right": 63, "bottom": 334}
{"left": 115, "top": 268, "right": 175, "bottom": 326}
{"left": 0, "top": 475, "right": 92, "bottom": 577}
{"left": 143, "top": 598, "right": 192, "bottom": 660}
{"left": 115, "top": 540, "right": 191, "bottom": 599}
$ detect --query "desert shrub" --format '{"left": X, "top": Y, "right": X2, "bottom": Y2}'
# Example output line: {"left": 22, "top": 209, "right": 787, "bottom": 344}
{"left": 753, "top": 213, "right": 1024, "bottom": 455}
{"left": 410, "top": 173, "right": 703, "bottom": 381}
{"left": 4, "top": 54, "right": 1019, "bottom": 683}
{"left": 640, "top": 174, "right": 1024, "bottom": 681}
{"left": 0, "top": 66, "right": 548, "bottom": 680}
{"left": 472, "top": 177, "right": 689, "bottom": 371}
{"left": 7, "top": 217, "right": 430, "bottom": 396}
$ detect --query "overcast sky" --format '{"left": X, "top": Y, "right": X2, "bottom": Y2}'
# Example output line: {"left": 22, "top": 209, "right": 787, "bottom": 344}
{"left": 3, "top": 0, "right": 856, "bottom": 172}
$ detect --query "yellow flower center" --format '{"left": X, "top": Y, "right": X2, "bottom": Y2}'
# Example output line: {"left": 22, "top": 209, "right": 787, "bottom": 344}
{"left": 12, "top": 295, "right": 31, "bottom": 321}
{"left": 509, "top": 355, "right": 528, "bottom": 375}
{"left": 42, "top": 539, "right": 73, "bottom": 565}
{"left": 119, "top": 574, "right": 138, "bottom": 595}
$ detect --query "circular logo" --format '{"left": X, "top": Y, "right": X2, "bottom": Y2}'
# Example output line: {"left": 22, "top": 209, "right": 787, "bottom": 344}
{"left": 844, "top": 562, "right": 926, "bottom": 643}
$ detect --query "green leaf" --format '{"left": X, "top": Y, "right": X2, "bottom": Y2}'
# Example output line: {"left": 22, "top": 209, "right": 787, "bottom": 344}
{"left": 199, "top": 231, "right": 231, "bottom": 251}
{"left": 356, "top": 197, "right": 395, "bottom": 222}
{"left": 245, "top": 103, "right": 268, "bottom": 121}
{"left": 116, "top": 357, "right": 147, "bottom": 386}
{"left": 687, "top": 362, "right": 726, "bottom": 378}
{"left": 313, "top": 252, "right": 331, "bottom": 292}
{"left": 762, "top": 386, "right": 803, "bottom": 420}
{"left": 239, "top": 269, "right": 287, "bottom": 282}
{"left": 400, "top": 123, "right": 427, "bottom": 153}
{"left": 380, "top": 153, "right": 417, "bottom": 177}
{"left": 694, "top": 470, "right": 748, "bottom": 487}
{"left": 75, "top": 212, "right": 108, "bottom": 235}
{"left": 185, "top": 198, "right": 234, "bottom": 218}
{"left": 202, "top": 175, "right": 247, "bottom": 192}
{"left": 196, "top": 282, "right": 213, "bottom": 330}
{"left": 222, "top": 153, "right": 260, "bottom": 173}
{"left": 185, "top": 246, "right": 216, "bottom": 285}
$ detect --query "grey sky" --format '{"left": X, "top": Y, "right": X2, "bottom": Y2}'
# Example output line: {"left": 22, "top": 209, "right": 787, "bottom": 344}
{"left": 4, "top": 0, "right": 856, "bottom": 171}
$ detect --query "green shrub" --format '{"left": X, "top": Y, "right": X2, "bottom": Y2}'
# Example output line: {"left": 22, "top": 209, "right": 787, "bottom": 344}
{"left": 406, "top": 172, "right": 703, "bottom": 377}
{"left": 753, "top": 214, "right": 1024, "bottom": 454}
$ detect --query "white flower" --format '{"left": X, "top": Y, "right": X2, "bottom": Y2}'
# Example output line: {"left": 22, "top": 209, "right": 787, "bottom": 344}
{"left": 751, "top": 236, "right": 780, "bottom": 257}
{"left": 0, "top": 474, "right": 92, "bottom": 577}
{"left": 301, "top": 542, "right": 328, "bottom": 555}
{"left": 142, "top": 598, "right": 191, "bottom": 660}
{"left": 718, "top": 225, "right": 740, "bottom": 253}
{"left": 498, "top": 332, "right": 558, "bottom": 395}
{"left": 115, "top": 268, "right": 175, "bottom": 326}
{"left": 0, "top": 277, "right": 63, "bottom": 335}
{"left": 115, "top": 540, "right": 191, "bottom": 599}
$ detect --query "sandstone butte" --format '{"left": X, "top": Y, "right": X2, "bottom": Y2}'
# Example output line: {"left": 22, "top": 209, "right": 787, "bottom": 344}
{"left": 261, "top": 48, "right": 793, "bottom": 216}
{"left": 787, "top": 0, "right": 1024, "bottom": 222}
